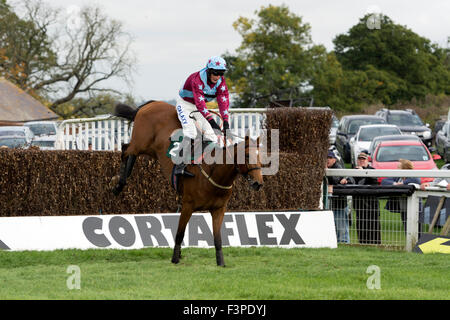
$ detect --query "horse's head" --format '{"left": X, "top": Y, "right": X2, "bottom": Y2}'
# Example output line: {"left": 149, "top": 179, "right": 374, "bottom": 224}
{"left": 234, "top": 135, "right": 263, "bottom": 191}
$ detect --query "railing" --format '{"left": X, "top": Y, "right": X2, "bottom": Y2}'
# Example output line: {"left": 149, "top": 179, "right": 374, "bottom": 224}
{"left": 55, "top": 115, "right": 133, "bottom": 151}
{"left": 55, "top": 108, "right": 267, "bottom": 151}
{"left": 325, "top": 169, "right": 450, "bottom": 251}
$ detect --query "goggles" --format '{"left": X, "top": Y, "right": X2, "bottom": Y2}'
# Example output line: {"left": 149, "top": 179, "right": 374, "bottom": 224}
{"left": 210, "top": 69, "right": 225, "bottom": 76}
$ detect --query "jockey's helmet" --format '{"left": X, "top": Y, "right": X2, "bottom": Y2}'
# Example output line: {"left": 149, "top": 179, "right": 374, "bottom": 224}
{"left": 206, "top": 56, "right": 227, "bottom": 71}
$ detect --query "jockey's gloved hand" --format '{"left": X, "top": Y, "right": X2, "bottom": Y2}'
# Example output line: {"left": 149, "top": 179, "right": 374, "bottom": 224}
{"left": 208, "top": 118, "right": 221, "bottom": 132}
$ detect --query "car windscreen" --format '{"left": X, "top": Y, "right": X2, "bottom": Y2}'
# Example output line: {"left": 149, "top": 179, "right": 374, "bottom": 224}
{"left": 387, "top": 114, "right": 424, "bottom": 127}
{"left": 25, "top": 124, "right": 56, "bottom": 135}
{"left": 0, "top": 137, "right": 27, "bottom": 148}
{"left": 358, "top": 127, "right": 401, "bottom": 141}
{"left": 0, "top": 130, "right": 25, "bottom": 137}
{"left": 376, "top": 145, "right": 430, "bottom": 162}
{"left": 348, "top": 119, "right": 384, "bottom": 134}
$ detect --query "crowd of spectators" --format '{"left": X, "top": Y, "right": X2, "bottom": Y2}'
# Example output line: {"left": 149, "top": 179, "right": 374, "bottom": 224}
{"left": 326, "top": 152, "right": 448, "bottom": 244}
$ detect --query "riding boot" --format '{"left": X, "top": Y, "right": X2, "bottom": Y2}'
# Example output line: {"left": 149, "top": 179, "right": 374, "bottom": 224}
{"left": 173, "top": 163, "right": 194, "bottom": 177}
{"left": 173, "top": 137, "right": 195, "bottom": 177}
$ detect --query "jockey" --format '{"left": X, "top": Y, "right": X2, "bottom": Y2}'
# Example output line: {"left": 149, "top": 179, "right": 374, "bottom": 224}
{"left": 173, "top": 56, "right": 230, "bottom": 177}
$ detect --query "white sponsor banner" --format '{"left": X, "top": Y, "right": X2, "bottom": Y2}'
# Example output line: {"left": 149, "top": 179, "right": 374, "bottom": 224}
{"left": 0, "top": 211, "right": 337, "bottom": 251}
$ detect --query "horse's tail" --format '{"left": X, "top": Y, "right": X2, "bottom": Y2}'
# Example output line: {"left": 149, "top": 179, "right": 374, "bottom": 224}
{"left": 114, "top": 103, "right": 138, "bottom": 121}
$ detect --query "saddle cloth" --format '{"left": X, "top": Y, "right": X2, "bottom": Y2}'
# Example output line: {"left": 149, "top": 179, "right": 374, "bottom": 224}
{"left": 167, "top": 133, "right": 216, "bottom": 192}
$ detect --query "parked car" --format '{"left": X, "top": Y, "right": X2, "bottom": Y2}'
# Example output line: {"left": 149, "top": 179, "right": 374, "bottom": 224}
{"left": 329, "top": 115, "right": 339, "bottom": 145}
{"left": 433, "top": 119, "right": 446, "bottom": 141}
{"left": 0, "top": 126, "right": 34, "bottom": 144}
{"left": 30, "top": 136, "right": 56, "bottom": 150}
{"left": 335, "top": 115, "right": 385, "bottom": 163}
{"left": 367, "top": 134, "right": 421, "bottom": 157}
{"left": 0, "top": 135, "right": 28, "bottom": 149}
{"left": 375, "top": 109, "right": 432, "bottom": 148}
{"left": 371, "top": 140, "right": 440, "bottom": 184}
{"left": 349, "top": 124, "right": 402, "bottom": 167}
{"left": 24, "top": 121, "right": 58, "bottom": 137}
{"left": 434, "top": 120, "right": 450, "bottom": 162}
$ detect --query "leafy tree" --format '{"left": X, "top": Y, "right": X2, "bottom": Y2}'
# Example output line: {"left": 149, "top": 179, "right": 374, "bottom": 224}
{"left": 224, "top": 5, "right": 324, "bottom": 107}
{"left": 0, "top": 0, "right": 135, "bottom": 117}
{"left": 333, "top": 14, "right": 450, "bottom": 103}
{"left": 0, "top": 0, "right": 56, "bottom": 91}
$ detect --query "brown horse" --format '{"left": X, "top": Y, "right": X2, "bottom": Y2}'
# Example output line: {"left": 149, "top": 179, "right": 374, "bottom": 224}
{"left": 111, "top": 101, "right": 264, "bottom": 266}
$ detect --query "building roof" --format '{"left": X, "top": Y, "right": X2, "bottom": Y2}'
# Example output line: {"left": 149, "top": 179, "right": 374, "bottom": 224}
{"left": 0, "top": 78, "right": 58, "bottom": 123}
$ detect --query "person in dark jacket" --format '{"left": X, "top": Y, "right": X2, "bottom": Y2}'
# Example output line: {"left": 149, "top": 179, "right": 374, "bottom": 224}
{"left": 326, "top": 151, "right": 355, "bottom": 243}
{"left": 381, "top": 159, "right": 421, "bottom": 235}
{"left": 353, "top": 152, "right": 381, "bottom": 244}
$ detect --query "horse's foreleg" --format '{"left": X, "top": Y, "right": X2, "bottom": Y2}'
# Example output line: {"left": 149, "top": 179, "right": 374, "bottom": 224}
{"left": 211, "top": 207, "right": 226, "bottom": 267}
{"left": 172, "top": 205, "right": 193, "bottom": 264}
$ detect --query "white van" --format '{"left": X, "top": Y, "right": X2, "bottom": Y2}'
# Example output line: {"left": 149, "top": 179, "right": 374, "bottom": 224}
{"left": 24, "top": 121, "right": 58, "bottom": 137}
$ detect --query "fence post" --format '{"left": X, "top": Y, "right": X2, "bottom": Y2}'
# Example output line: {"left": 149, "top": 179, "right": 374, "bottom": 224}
{"left": 406, "top": 192, "right": 419, "bottom": 252}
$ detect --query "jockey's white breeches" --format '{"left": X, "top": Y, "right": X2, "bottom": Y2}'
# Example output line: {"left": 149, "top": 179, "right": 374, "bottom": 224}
{"left": 175, "top": 97, "right": 218, "bottom": 143}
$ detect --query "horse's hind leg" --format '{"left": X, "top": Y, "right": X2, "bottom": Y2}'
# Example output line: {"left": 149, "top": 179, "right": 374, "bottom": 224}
{"left": 112, "top": 143, "right": 137, "bottom": 195}
{"left": 171, "top": 204, "right": 193, "bottom": 264}
{"left": 211, "top": 207, "right": 226, "bottom": 267}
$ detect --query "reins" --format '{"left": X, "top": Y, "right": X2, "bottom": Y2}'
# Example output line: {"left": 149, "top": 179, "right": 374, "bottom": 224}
{"left": 197, "top": 164, "right": 233, "bottom": 190}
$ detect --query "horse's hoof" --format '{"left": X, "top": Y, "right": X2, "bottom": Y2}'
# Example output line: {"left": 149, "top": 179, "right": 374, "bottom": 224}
{"left": 171, "top": 257, "right": 180, "bottom": 264}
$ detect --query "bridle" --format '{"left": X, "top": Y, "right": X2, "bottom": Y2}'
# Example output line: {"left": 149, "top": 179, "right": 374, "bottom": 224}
{"left": 197, "top": 150, "right": 262, "bottom": 190}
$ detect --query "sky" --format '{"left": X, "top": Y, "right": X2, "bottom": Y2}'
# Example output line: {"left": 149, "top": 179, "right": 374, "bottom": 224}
{"left": 40, "top": 0, "right": 449, "bottom": 103}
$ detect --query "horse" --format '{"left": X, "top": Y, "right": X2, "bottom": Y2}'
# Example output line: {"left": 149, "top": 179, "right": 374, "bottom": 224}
{"left": 111, "top": 100, "right": 264, "bottom": 266}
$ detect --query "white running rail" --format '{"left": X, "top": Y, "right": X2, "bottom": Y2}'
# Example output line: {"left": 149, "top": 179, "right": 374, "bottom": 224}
{"left": 55, "top": 108, "right": 267, "bottom": 151}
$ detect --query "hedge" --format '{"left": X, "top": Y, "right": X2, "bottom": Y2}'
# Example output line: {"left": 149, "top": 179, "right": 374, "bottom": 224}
{"left": 0, "top": 107, "right": 332, "bottom": 216}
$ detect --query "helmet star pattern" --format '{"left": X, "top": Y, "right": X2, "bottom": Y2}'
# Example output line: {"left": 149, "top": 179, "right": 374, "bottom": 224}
{"left": 206, "top": 56, "right": 227, "bottom": 71}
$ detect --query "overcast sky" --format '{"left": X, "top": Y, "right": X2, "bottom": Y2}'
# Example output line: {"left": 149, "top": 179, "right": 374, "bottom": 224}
{"left": 42, "top": 0, "right": 450, "bottom": 102}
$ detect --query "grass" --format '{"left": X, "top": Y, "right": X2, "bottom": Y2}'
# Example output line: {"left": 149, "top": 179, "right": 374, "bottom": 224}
{"left": 0, "top": 246, "right": 448, "bottom": 300}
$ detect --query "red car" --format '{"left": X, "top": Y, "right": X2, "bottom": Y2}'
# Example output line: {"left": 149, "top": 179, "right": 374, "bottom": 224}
{"left": 370, "top": 140, "right": 440, "bottom": 184}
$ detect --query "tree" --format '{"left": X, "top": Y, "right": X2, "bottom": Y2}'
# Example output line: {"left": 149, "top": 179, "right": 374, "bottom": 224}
{"left": 0, "top": 0, "right": 56, "bottom": 91}
{"left": 224, "top": 5, "right": 324, "bottom": 107}
{"left": 0, "top": 0, "right": 135, "bottom": 117}
{"left": 333, "top": 14, "right": 450, "bottom": 103}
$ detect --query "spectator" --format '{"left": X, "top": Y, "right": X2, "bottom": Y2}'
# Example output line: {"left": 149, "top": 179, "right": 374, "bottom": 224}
{"left": 353, "top": 152, "right": 381, "bottom": 244}
{"left": 419, "top": 163, "right": 450, "bottom": 234}
{"left": 381, "top": 159, "right": 421, "bottom": 234}
{"left": 326, "top": 150, "right": 355, "bottom": 243}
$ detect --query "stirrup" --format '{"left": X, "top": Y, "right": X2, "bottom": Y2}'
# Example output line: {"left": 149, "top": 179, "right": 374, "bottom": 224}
{"left": 174, "top": 163, "right": 194, "bottom": 177}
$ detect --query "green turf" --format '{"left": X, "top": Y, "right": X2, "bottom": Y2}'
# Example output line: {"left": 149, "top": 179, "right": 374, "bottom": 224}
{"left": 0, "top": 246, "right": 448, "bottom": 300}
